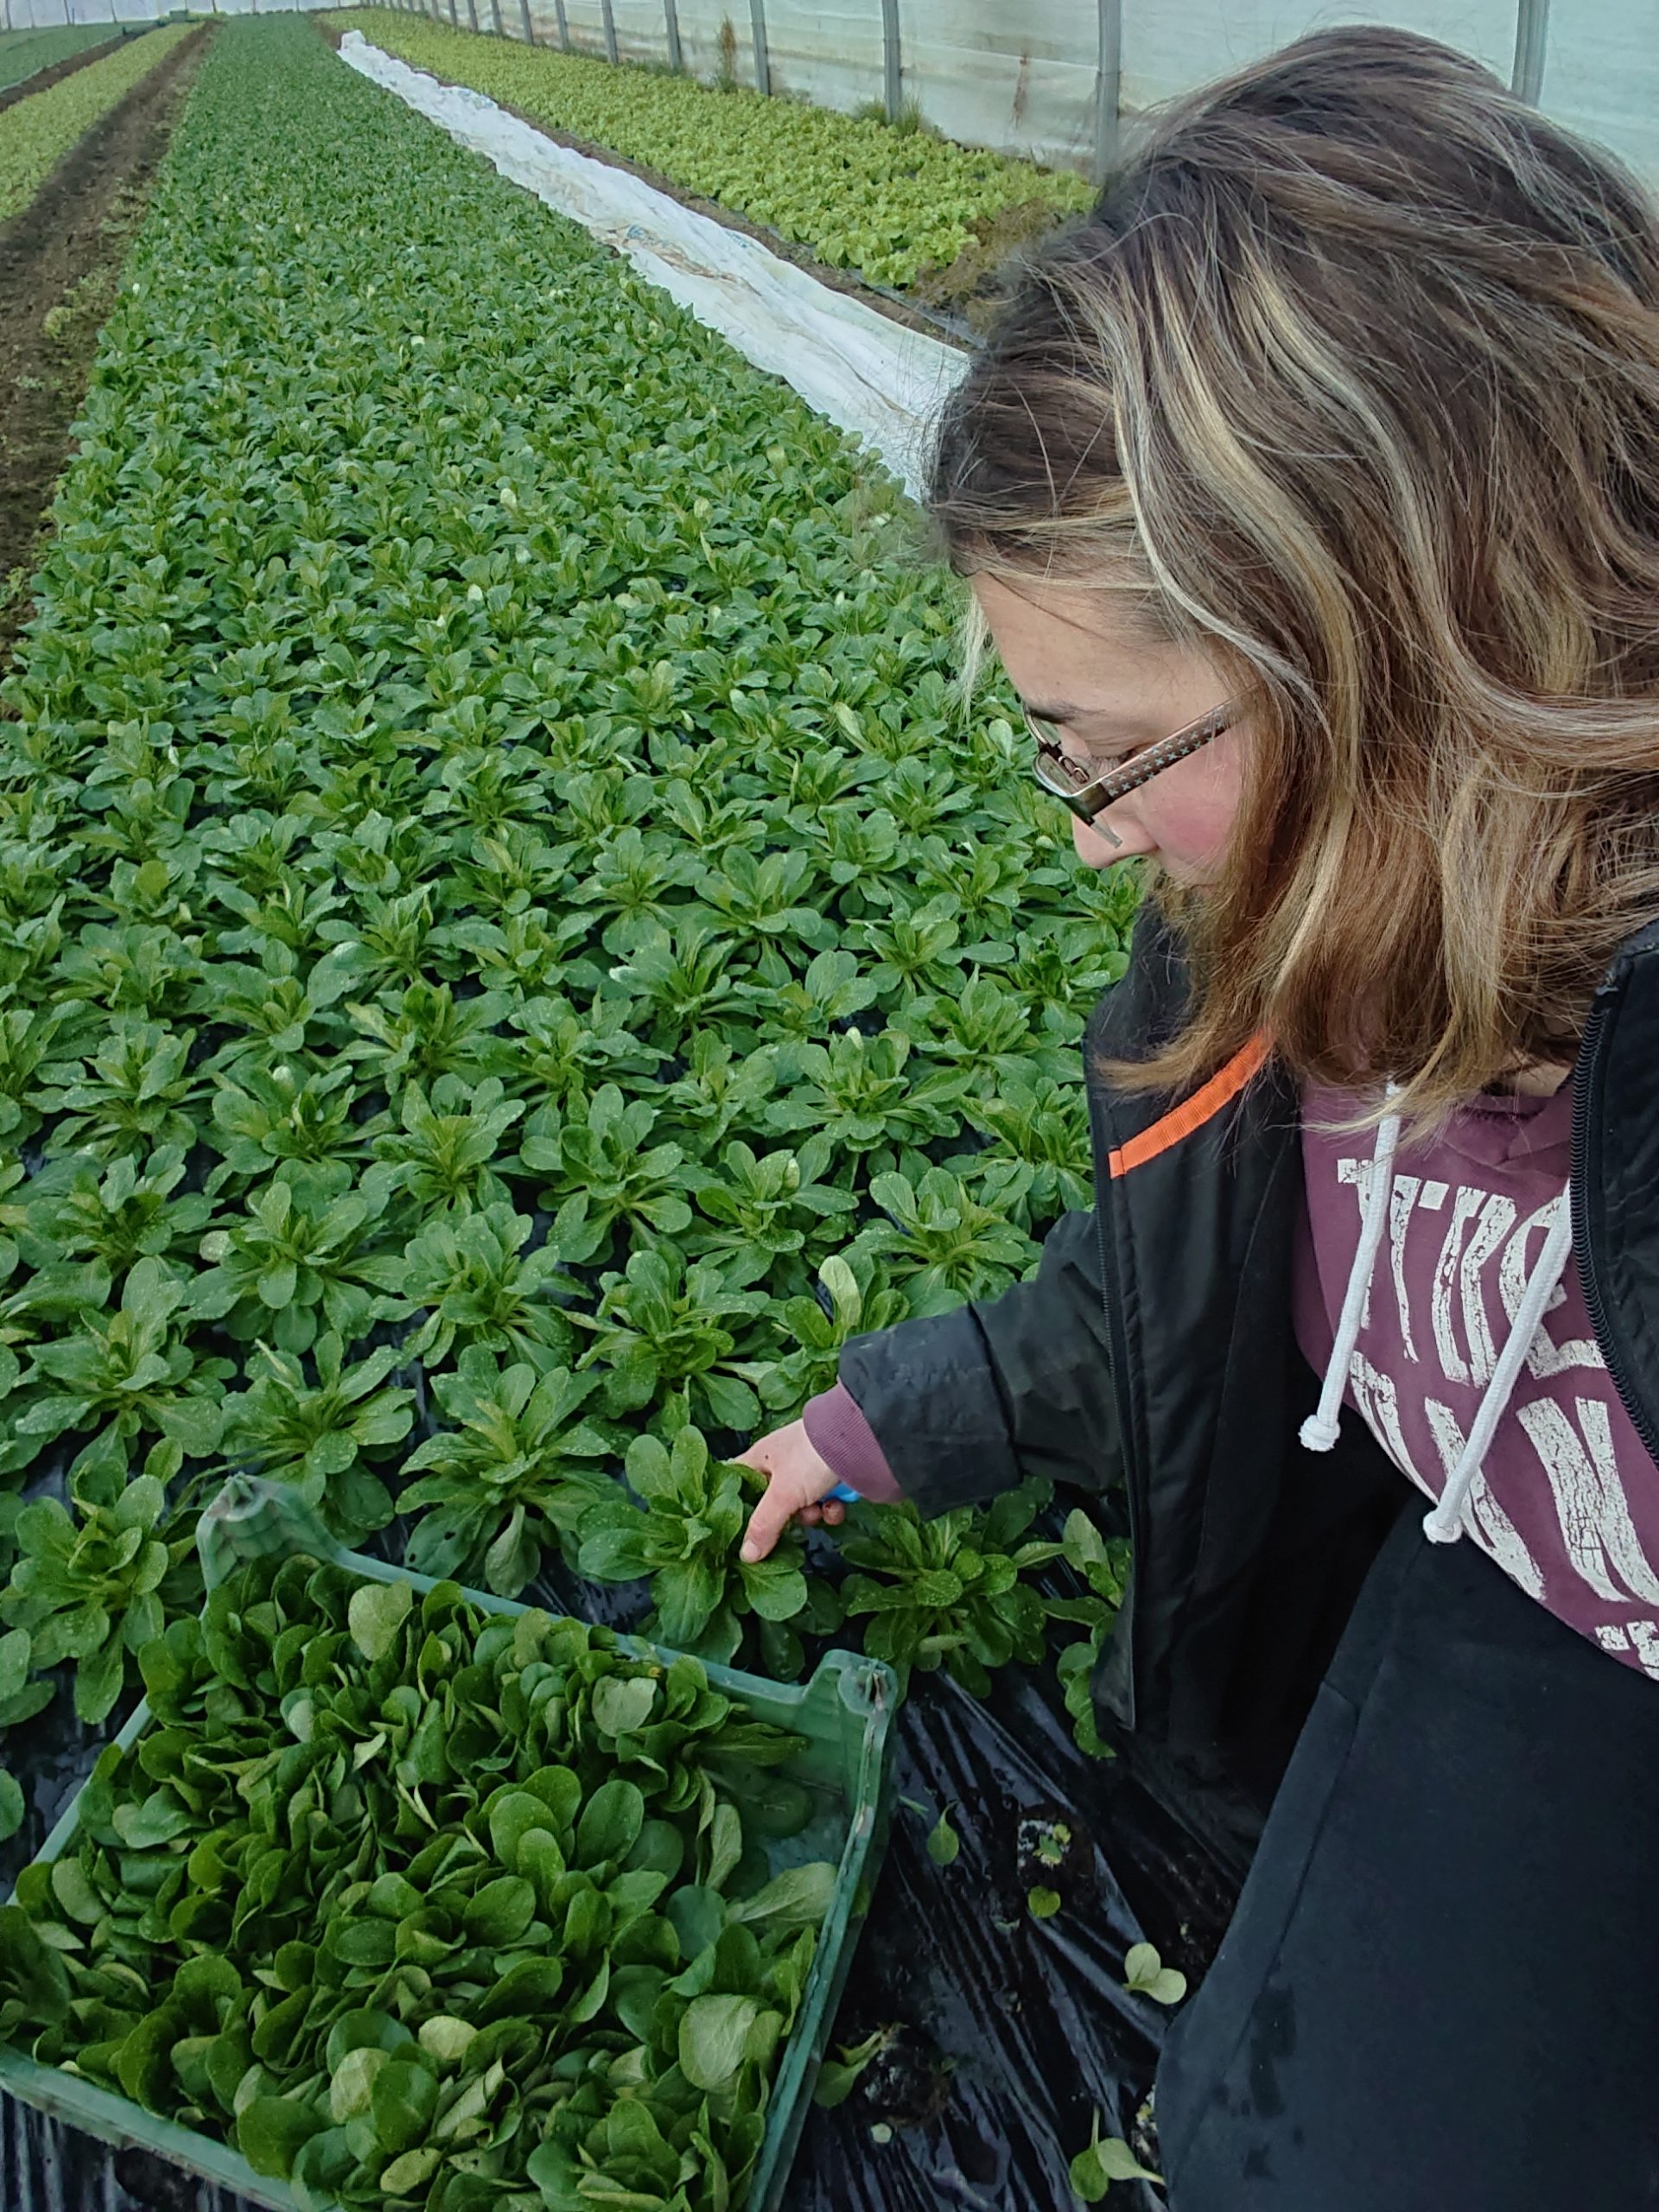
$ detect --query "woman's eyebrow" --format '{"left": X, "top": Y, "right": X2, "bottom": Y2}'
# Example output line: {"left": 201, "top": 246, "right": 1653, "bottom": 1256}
{"left": 1027, "top": 699, "right": 1136, "bottom": 732}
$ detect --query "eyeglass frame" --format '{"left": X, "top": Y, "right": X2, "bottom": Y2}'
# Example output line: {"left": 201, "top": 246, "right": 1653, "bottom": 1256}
{"left": 1023, "top": 696, "right": 1243, "bottom": 847}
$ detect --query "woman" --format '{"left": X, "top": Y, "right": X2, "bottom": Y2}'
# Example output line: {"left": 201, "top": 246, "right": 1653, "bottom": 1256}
{"left": 738, "top": 26, "right": 1659, "bottom": 2209}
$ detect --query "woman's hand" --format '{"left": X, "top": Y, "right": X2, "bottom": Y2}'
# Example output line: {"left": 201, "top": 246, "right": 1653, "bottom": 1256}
{"left": 737, "top": 1421, "right": 848, "bottom": 1561}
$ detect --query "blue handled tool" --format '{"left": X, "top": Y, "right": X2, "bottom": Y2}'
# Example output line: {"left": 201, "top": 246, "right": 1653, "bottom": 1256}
{"left": 828, "top": 1481, "right": 861, "bottom": 1503}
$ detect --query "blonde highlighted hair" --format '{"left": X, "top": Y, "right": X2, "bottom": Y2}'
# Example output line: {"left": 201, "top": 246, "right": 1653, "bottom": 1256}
{"left": 928, "top": 25, "right": 1659, "bottom": 1128}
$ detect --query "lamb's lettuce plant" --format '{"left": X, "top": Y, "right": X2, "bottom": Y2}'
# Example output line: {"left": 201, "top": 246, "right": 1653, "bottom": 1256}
{"left": 578, "top": 1426, "right": 812, "bottom": 1666}
{"left": 838, "top": 1480, "right": 1068, "bottom": 1698}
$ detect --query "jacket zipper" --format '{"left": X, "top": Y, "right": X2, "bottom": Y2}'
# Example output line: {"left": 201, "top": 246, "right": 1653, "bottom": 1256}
{"left": 1087, "top": 1081, "right": 1142, "bottom": 1731}
{"left": 1569, "top": 981, "right": 1659, "bottom": 1468}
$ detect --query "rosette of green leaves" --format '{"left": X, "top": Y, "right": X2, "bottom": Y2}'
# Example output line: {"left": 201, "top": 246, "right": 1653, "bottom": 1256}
{"left": 744, "top": 1250, "right": 909, "bottom": 1420}
{"left": 517, "top": 1082, "right": 691, "bottom": 1266}
{"left": 362, "top": 1075, "right": 524, "bottom": 1215}
{"left": 686, "top": 845, "right": 838, "bottom": 960}
{"left": 949, "top": 1073, "right": 1095, "bottom": 1229}
{"left": 505, "top": 990, "right": 662, "bottom": 1105}
{"left": 0, "top": 1212, "right": 111, "bottom": 1479}
{"left": 381, "top": 1200, "right": 576, "bottom": 1370}
{"left": 893, "top": 971, "right": 1080, "bottom": 1092}
{"left": 840, "top": 1479, "right": 1065, "bottom": 1696}
{"left": 849, "top": 1160, "right": 1039, "bottom": 1317}
{"left": 734, "top": 947, "right": 877, "bottom": 1039}
{"left": 763, "top": 1029, "right": 970, "bottom": 1158}
{"left": 398, "top": 1347, "right": 614, "bottom": 1595}
{"left": 572, "top": 1246, "right": 773, "bottom": 1431}
{"left": 207, "top": 1058, "right": 375, "bottom": 1185}
{"left": 194, "top": 1163, "right": 399, "bottom": 1353}
{"left": 341, "top": 978, "right": 514, "bottom": 1094}
{"left": 22, "top": 1145, "right": 211, "bottom": 1274}
{"left": 0, "top": 1007, "right": 71, "bottom": 1153}
{"left": 578, "top": 1427, "right": 809, "bottom": 1665}
{"left": 0, "top": 1463, "right": 192, "bottom": 1724}
{"left": 9, "top": 1255, "right": 229, "bottom": 1477}
{"left": 33, "top": 1017, "right": 205, "bottom": 1163}
{"left": 604, "top": 917, "right": 748, "bottom": 1040}
{"left": 216, "top": 1332, "right": 412, "bottom": 1542}
{"left": 683, "top": 1133, "right": 855, "bottom": 1287}
{"left": 653, "top": 1033, "right": 779, "bottom": 1150}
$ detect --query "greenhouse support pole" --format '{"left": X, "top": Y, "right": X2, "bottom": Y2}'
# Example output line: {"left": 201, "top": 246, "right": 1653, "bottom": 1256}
{"left": 1511, "top": 0, "right": 1548, "bottom": 103}
{"left": 749, "top": 0, "right": 769, "bottom": 93}
{"left": 466, "top": 0, "right": 479, "bottom": 29}
{"left": 880, "top": 0, "right": 899, "bottom": 121}
{"left": 446, "top": 0, "right": 459, "bottom": 29}
{"left": 488, "top": 0, "right": 503, "bottom": 33}
{"left": 663, "top": 0, "right": 680, "bottom": 70}
{"left": 599, "top": 0, "right": 618, "bottom": 62}
{"left": 1091, "top": 0, "right": 1121, "bottom": 186}
{"left": 518, "top": 0, "right": 533, "bottom": 39}
{"left": 553, "top": 0, "right": 569, "bottom": 47}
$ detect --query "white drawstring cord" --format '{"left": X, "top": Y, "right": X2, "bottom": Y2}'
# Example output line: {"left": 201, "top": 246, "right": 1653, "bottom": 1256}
{"left": 1421, "top": 1198, "right": 1574, "bottom": 1543}
{"left": 1299, "top": 1091, "right": 1402, "bottom": 1452}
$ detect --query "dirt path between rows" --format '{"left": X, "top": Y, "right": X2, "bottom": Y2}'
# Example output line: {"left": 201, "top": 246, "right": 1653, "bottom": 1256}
{"left": 0, "top": 29, "right": 130, "bottom": 121}
{"left": 0, "top": 22, "right": 211, "bottom": 670}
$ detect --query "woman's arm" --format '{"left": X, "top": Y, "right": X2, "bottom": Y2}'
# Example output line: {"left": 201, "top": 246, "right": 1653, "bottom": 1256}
{"left": 738, "top": 1209, "right": 1122, "bottom": 1558}
{"left": 836, "top": 1205, "right": 1122, "bottom": 1516}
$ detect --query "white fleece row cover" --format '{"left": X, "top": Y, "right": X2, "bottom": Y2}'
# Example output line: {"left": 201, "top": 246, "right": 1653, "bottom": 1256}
{"left": 338, "top": 31, "right": 968, "bottom": 501}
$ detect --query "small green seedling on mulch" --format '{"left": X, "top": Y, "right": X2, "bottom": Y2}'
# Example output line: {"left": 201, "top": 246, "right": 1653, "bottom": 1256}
{"left": 1069, "top": 2104, "right": 1163, "bottom": 2201}
{"left": 1122, "top": 1942, "right": 1188, "bottom": 2005}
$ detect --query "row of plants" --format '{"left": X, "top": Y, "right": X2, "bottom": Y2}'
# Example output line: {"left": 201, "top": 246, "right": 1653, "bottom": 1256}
{"left": 326, "top": 9, "right": 1094, "bottom": 293}
{"left": 0, "top": 18, "right": 191, "bottom": 225}
{"left": 0, "top": 22, "right": 119, "bottom": 96}
{"left": 0, "top": 9, "right": 1135, "bottom": 1867}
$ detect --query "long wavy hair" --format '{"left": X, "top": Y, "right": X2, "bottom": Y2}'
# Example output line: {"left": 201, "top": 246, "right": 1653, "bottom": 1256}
{"left": 928, "top": 25, "right": 1659, "bottom": 1128}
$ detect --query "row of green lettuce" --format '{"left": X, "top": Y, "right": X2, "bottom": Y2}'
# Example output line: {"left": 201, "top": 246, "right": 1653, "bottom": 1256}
{"left": 0, "top": 15, "right": 1135, "bottom": 1847}
{"left": 0, "top": 18, "right": 194, "bottom": 226}
{"left": 0, "top": 22, "right": 119, "bottom": 95}
{"left": 326, "top": 9, "right": 1094, "bottom": 295}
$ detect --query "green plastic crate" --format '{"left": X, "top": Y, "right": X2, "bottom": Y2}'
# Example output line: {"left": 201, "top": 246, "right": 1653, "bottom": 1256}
{"left": 0, "top": 1475, "right": 900, "bottom": 2212}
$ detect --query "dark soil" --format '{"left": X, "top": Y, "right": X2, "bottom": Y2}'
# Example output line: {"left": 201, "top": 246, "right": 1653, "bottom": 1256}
{"left": 0, "top": 22, "right": 211, "bottom": 669}
{"left": 0, "top": 29, "right": 131, "bottom": 122}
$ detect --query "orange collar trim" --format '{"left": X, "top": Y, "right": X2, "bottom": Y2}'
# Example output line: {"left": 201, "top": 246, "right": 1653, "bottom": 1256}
{"left": 1106, "top": 1033, "right": 1273, "bottom": 1179}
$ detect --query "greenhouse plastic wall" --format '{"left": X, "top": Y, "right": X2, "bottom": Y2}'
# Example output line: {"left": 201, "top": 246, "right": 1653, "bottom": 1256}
{"left": 8, "top": 0, "right": 1645, "bottom": 191}
{"left": 0, "top": 0, "right": 311, "bottom": 22}
{"left": 372, "top": 0, "right": 1651, "bottom": 188}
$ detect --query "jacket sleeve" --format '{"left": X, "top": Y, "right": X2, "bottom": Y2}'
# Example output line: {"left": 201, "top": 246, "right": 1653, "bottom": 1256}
{"left": 836, "top": 1205, "right": 1122, "bottom": 1518}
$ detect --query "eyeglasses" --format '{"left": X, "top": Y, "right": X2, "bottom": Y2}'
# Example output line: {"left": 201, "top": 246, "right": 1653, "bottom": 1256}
{"left": 1024, "top": 696, "right": 1242, "bottom": 847}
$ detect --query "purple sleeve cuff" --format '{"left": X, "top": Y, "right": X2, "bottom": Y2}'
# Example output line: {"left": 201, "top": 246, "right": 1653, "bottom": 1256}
{"left": 802, "top": 1382, "right": 905, "bottom": 1503}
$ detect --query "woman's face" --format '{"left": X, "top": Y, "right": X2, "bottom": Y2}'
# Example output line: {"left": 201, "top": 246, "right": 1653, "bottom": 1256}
{"left": 972, "top": 572, "right": 1249, "bottom": 883}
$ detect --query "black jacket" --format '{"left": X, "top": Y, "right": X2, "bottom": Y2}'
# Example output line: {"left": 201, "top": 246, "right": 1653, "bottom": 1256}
{"left": 842, "top": 904, "right": 1659, "bottom": 1858}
